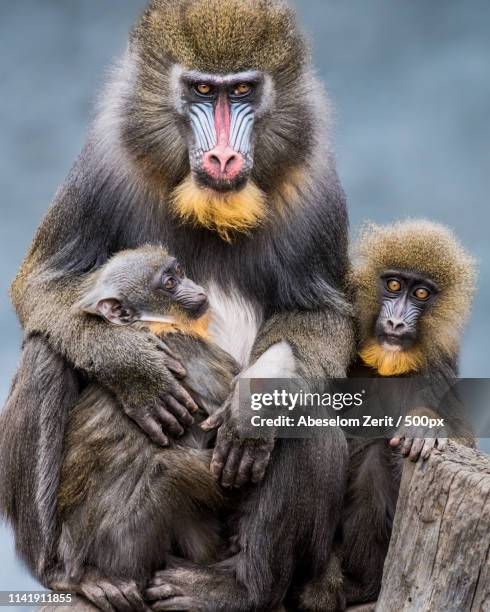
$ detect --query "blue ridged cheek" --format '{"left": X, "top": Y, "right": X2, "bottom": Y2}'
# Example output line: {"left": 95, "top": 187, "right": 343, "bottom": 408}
{"left": 188, "top": 101, "right": 255, "bottom": 155}
{"left": 189, "top": 102, "right": 216, "bottom": 152}
{"left": 229, "top": 102, "right": 254, "bottom": 155}
{"left": 380, "top": 297, "right": 425, "bottom": 332}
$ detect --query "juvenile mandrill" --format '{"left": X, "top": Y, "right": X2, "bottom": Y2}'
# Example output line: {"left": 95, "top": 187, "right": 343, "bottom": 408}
{"left": 55, "top": 245, "right": 239, "bottom": 609}
{"left": 300, "top": 220, "right": 476, "bottom": 611}
{"left": 1, "top": 1, "right": 353, "bottom": 609}
{"left": 342, "top": 220, "right": 476, "bottom": 606}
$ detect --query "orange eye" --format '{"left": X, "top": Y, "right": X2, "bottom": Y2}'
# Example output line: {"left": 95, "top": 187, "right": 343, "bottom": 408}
{"left": 195, "top": 83, "right": 212, "bottom": 95}
{"left": 414, "top": 287, "right": 430, "bottom": 300}
{"left": 233, "top": 83, "right": 252, "bottom": 96}
{"left": 387, "top": 279, "right": 401, "bottom": 292}
{"left": 163, "top": 276, "right": 175, "bottom": 291}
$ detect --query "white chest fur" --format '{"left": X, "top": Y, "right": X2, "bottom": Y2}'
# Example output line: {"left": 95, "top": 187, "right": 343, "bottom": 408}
{"left": 206, "top": 282, "right": 263, "bottom": 368}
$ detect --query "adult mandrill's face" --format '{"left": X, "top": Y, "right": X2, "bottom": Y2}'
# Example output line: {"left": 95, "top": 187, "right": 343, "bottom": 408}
{"left": 177, "top": 69, "right": 265, "bottom": 192}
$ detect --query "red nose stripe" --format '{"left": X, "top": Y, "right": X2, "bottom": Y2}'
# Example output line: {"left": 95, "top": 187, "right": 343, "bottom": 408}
{"left": 214, "top": 94, "right": 231, "bottom": 147}
{"left": 202, "top": 94, "right": 243, "bottom": 180}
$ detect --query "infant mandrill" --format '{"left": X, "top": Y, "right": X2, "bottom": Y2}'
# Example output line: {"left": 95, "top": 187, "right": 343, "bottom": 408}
{"left": 55, "top": 246, "right": 239, "bottom": 611}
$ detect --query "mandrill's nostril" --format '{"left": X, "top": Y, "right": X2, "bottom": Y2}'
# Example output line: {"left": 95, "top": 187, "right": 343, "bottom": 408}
{"left": 210, "top": 152, "right": 237, "bottom": 173}
{"left": 386, "top": 318, "right": 406, "bottom": 333}
{"left": 208, "top": 154, "right": 221, "bottom": 168}
{"left": 202, "top": 146, "right": 244, "bottom": 180}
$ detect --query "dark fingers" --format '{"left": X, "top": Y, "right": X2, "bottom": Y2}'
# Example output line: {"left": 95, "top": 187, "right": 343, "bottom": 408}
{"left": 163, "top": 394, "right": 194, "bottom": 427}
{"left": 220, "top": 444, "right": 242, "bottom": 488}
{"left": 233, "top": 448, "right": 255, "bottom": 487}
{"left": 145, "top": 584, "right": 181, "bottom": 601}
{"left": 98, "top": 580, "right": 134, "bottom": 612}
{"left": 155, "top": 405, "right": 184, "bottom": 437}
{"left": 421, "top": 438, "right": 436, "bottom": 460}
{"left": 201, "top": 410, "right": 225, "bottom": 431}
{"left": 210, "top": 438, "right": 232, "bottom": 481}
{"left": 82, "top": 584, "right": 115, "bottom": 612}
{"left": 130, "top": 412, "right": 169, "bottom": 447}
{"left": 168, "top": 381, "right": 199, "bottom": 414}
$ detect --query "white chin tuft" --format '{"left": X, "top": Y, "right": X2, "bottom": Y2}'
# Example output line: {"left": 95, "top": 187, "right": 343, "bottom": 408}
{"left": 382, "top": 342, "right": 402, "bottom": 353}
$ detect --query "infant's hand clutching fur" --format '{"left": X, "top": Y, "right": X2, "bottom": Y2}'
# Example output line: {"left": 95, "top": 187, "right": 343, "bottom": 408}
{"left": 104, "top": 330, "right": 198, "bottom": 447}
{"left": 201, "top": 387, "right": 275, "bottom": 488}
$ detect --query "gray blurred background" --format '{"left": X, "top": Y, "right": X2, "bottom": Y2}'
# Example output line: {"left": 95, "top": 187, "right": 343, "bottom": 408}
{"left": 1, "top": 0, "right": 489, "bottom": 600}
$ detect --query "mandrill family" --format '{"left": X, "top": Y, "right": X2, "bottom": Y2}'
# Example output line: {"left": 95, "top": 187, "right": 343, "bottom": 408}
{"left": 0, "top": 0, "right": 477, "bottom": 610}
{"left": 3, "top": 217, "right": 476, "bottom": 612}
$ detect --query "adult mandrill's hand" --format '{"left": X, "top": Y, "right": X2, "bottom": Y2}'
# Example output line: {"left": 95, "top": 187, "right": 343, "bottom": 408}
{"left": 201, "top": 387, "right": 275, "bottom": 488}
{"left": 107, "top": 331, "right": 199, "bottom": 447}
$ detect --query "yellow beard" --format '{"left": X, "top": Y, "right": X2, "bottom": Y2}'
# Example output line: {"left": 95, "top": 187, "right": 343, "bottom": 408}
{"left": 170, "top": 176, "right": 267, "bottom": 242}
{"left": 147, "top": 313, "right": 210, "bottom": 341}
{"left": 358, "top": 339, "right": 425, "bottom": 376}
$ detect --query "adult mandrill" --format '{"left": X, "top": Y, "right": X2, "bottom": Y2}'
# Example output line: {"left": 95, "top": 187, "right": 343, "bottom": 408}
{"left": 0, "top": 1, "right": 354, "bottom": 611}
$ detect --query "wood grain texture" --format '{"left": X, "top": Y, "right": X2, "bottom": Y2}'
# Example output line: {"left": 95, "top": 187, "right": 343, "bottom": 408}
{"left": 376, "top": 443, "right": 490, "bottom": 612}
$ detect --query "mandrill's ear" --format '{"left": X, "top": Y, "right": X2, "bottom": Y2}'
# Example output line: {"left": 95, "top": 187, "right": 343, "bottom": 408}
{"left": 94, "top": 298, "right": 136, "bottom": 326}
{"left": 75, "top": 291, "right": 137, "bottom": 326}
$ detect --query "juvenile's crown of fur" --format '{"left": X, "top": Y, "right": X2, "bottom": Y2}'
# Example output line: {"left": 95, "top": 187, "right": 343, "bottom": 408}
{"left": 133, "top": 0, "right": 307, "bottom": 74}
{"left": 351, "top": 220, "right": 477, "bottom": 366}
{"left": 75, "top": 245, "right": 172, "bottom": 314}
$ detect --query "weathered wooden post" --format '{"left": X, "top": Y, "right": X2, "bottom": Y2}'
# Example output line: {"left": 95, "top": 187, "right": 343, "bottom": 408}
{"left": 376, "top": 443, "right": 490, "bottom": 612}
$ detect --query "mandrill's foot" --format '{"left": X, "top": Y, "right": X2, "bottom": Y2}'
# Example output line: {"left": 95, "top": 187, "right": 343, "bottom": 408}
{"left": 52, "top": 569, "right": 149, "bottom": 612}
{"left": 299, "top": 585, "right": 345, "bottom": 612}
{"left": 298, "top": 547, "right": 346, "bottom": 612}
{"left": 145, "top": 562, "right": 248, "bottom": 612}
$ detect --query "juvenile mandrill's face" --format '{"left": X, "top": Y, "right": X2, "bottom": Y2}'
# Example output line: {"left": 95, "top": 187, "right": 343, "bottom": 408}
{"left": 176, "top": 69, "right": 267, "bottom": 192}
{"left": 374, "top": 269, "right": 439, "bottom": 351}
{"left": 88, "top": 253, "right": 209, "bottom": 327}
{"left": 142, "top": 256, "right": 210, "bottom": 320}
